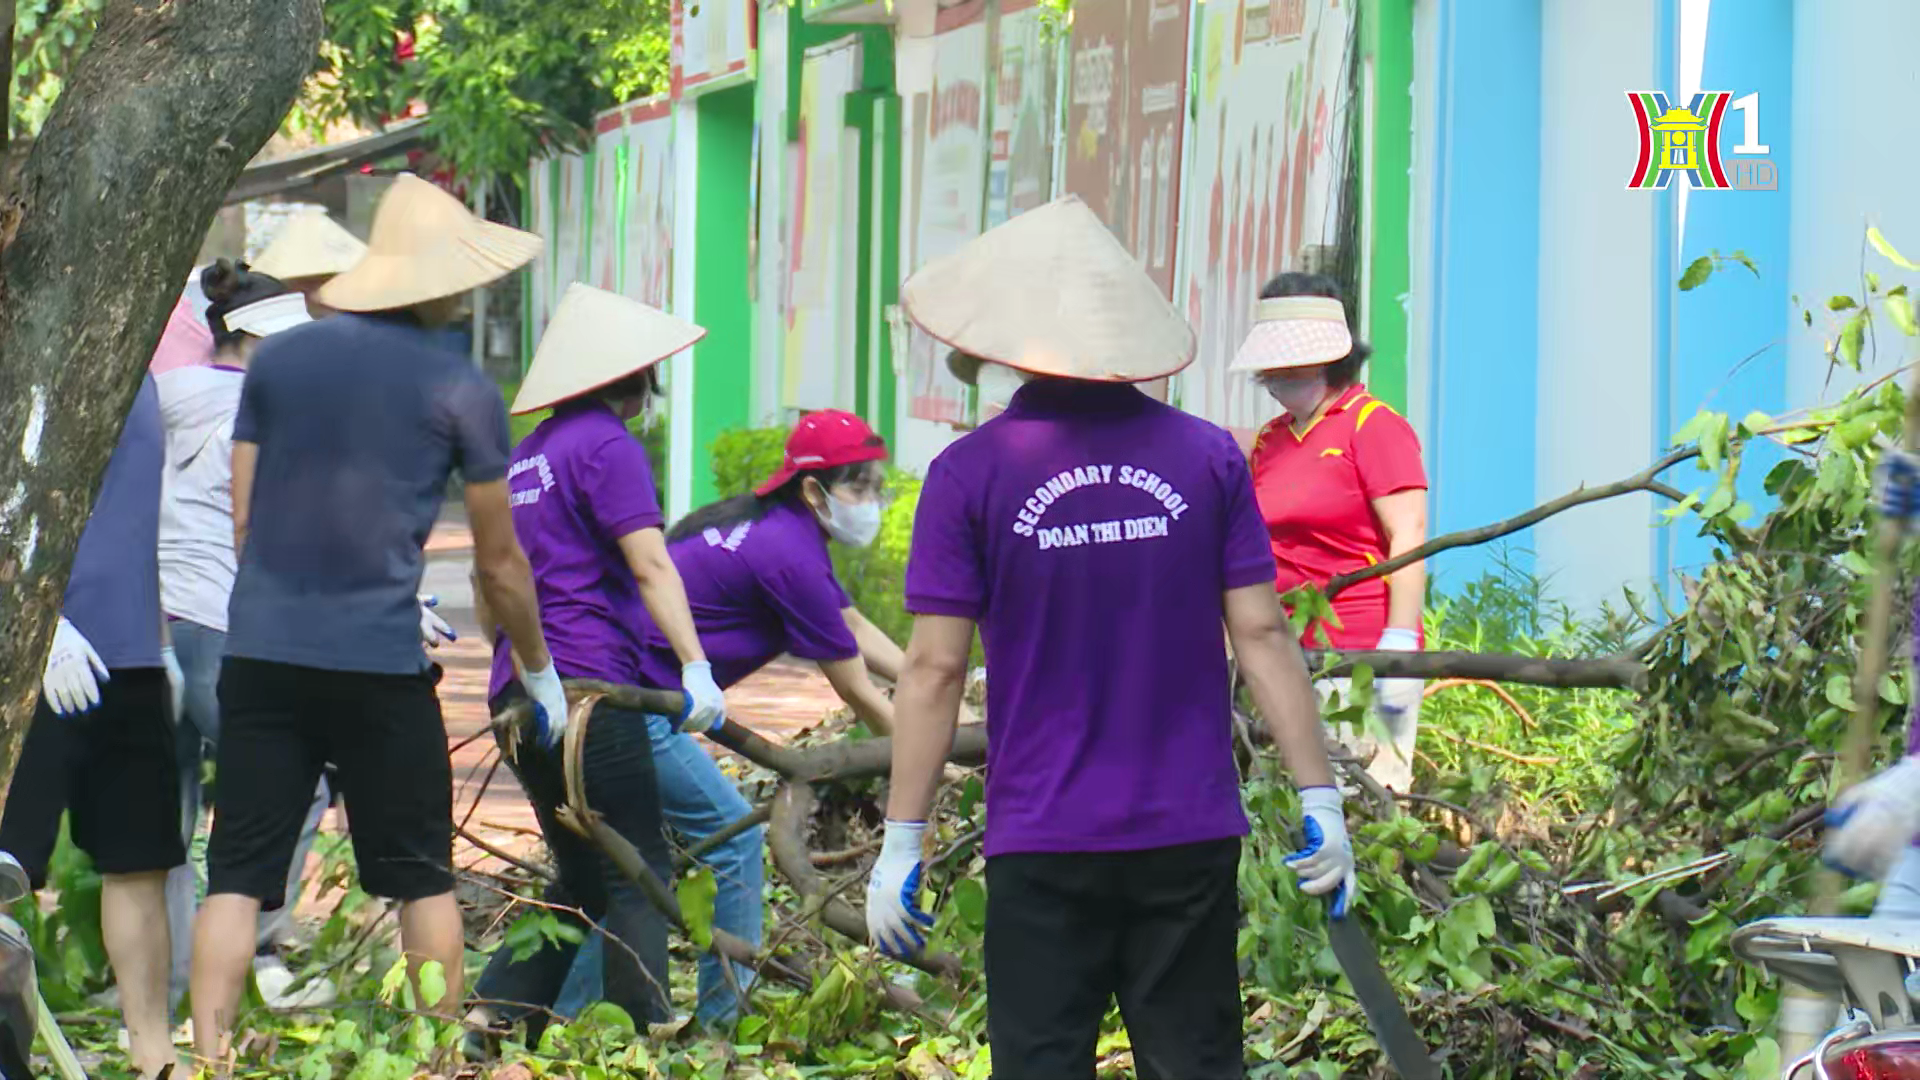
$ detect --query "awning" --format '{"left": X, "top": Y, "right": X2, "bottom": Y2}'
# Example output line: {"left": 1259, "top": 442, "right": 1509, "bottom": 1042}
{"left": 226, "top": 118, "right": 430, "bottom": 206}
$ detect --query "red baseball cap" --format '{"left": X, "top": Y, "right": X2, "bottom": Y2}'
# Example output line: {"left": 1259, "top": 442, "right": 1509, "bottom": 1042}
{"left": 755, "top": 409, "right": 890, "bottom": 495}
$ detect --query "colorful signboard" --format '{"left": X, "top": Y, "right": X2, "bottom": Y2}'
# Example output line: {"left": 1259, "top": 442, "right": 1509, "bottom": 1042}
{"left": 1179, "top": 0, "right": 1353, "bottom": 433}
{"left": 904, "top": 0, "right": 990, "bottom": 425}
{"left": 672, "top": 0, "right": 757, "bottom": 99}
{"left": 590, "top": 111, "right": 624, "bottom": 293}
{"left": 985, "top": 0, "right": 1058, "bottom": 229}
{"left": 782, "top": 37, "right": 864, "bottom": 410}
{"left": 623, "top": 97, "right": 677, "bottom": 310}
{"left": 1063, "top": 0, "right": 1189, "bottom": 298}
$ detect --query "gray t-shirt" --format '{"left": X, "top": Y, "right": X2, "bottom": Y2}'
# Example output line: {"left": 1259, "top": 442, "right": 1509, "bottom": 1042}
{"left": 227, "top": 314, "right": 511, "bottom": 674}
{"left": 64, "top": 374, "right": 164, "bottom": 670}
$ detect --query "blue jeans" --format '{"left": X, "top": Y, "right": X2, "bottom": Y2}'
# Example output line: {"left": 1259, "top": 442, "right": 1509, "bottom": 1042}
{"left": 164, "top": 620, "right": 329, "bottom": 1004}
{"left": 554, "top": 714, "right": 763, "bottom": 1028}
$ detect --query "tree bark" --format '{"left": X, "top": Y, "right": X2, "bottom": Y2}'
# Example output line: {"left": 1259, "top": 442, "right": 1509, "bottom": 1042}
{"left": 0, "top": 0, "right": 322, "bottom": 800}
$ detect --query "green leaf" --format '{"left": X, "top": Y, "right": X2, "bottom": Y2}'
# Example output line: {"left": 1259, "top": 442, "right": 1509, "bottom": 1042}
{"left": 1679, "top": 256, "right": 1714, "bottom": 291}
{"left": 416, "top": 959, "right": 446, "bottom": 1009}
{"left": 678, "top": 866, "right": 718, "bottom": 949}
{"left": 953, "top": 877, "right": 987, "bottom": 930}
{"left": 1828, "top": 295, "right": 1859, "bottom": 311}
{"left": 377, "top": 956, "right": 412, "bottom": 1009}
{"left": 1869, "top": 225, "right": 1920, "bottom": 270}
{"left": 1887, "top": 293, "right": 1919, "bottom": 336}
{"left": 1825, "top": 673, "right": 1855, "bottom": 711}
{"left": 1837, "top": 313, "right": 1867, "bottom": 371}
{"left": 1868, "top": 271, "right": 1882, "bottom": 293}
{"left": 1738, "top": 411, "right": 1773, "bottom": 436}
{"left": 1731, "top": 250, "right": 1759, "bottom": 277}
{"left": 1742, "top": 1036, "right": 1781, "bottom": 1080}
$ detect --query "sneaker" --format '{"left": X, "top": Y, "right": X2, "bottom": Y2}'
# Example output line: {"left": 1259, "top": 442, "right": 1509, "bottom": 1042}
{"left": 253, "top": 953, "right": 337, "bottom": 1009}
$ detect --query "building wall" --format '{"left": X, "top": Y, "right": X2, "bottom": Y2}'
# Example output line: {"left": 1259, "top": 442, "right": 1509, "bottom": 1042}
{"left": 1409, "top": 0, "right": 1914, "bottom": 614}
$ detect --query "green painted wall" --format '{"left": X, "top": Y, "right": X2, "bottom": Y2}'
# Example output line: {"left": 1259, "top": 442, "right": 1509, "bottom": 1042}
{"left": 1362, "top": 0, "right": 1414, "bottom": 412}
{"left": 688, "top": 83, "right": 758, "bottom": 510}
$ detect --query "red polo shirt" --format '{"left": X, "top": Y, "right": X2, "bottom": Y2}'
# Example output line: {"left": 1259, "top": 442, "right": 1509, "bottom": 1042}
{"left": 1250, "top": 383, "right": 1428, "bottom": 649}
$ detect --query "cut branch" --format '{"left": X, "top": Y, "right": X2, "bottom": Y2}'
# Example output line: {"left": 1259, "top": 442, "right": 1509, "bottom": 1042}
{"left": 767, "top": 781, "right": 962, "bottom": 980}
{"left": 1303, "top": 649, "right": 1646, "bottom": 691}
{"left": 1324, "top": 445, "right": 1701, "bottom": 600}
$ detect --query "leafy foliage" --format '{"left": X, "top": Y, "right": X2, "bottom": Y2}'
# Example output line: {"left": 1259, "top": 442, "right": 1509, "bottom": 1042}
{"left": 294, "top": 0, "right": 671, "bottom": 180}
{"left": 9, "top": 0, "right": 109, "bottom": 143}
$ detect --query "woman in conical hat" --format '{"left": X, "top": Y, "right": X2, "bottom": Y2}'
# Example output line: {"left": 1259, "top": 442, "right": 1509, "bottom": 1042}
{"left": 250, "top": 209, "right": 368, "bottom": 316}
{"left": 1231, "top": 272, "right": 1430, "bottom": 794}
{"left": 459, "top": 282, "right": 728, "bottom": 1046}
{"left": 866, "top": 195, "right": 1353, "bottom": 1078}
{"left": 541, "top": 403, "right": 947, "bottom": 1030}
{"left": 191, "top": 174, "right": 567, "bottom": 1063}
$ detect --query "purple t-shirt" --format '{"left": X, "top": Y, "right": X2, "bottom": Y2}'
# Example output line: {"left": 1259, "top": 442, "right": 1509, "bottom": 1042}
{"left": 905, "top": 380, "right": 1277, "bottom": 857}
{"left": 631, "top": 500, "right": 861, "bottom": 693}
{"left": 487, "top": 401, "right": 665, "bottom": 700}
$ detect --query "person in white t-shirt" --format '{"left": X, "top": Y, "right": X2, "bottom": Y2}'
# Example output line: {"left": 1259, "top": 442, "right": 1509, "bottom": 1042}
{"left": 157, "top": 260, "right": 339, "bottom": 1012}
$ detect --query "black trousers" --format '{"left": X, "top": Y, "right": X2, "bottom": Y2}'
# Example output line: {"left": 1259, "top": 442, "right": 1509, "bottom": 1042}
{"left": 985, "top": 838, "right": 1245, "bottom": 1080}
{"left": 473, "top": 691, "right": 675, "bottom": 1034}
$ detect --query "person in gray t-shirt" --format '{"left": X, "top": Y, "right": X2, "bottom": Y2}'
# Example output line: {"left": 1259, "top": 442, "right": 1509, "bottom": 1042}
{"left": 190, "top": 174, "right": 566, "bottom": 1065}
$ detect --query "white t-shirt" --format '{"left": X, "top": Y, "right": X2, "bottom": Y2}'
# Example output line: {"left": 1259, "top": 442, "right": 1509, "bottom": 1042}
{"left": 157, "top": 365, "right": 245, "bottom": 632}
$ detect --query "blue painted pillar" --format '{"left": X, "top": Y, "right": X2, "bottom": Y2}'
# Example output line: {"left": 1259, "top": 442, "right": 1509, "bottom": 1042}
{"left": 1423, "top": 0, "right": 1542, "bottom": 588}
{"left": 1665, "top": 0, "right": 1793, "bottom": 583}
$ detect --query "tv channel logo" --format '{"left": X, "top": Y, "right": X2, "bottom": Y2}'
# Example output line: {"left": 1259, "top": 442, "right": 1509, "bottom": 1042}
{"left": 1627, "top": 91, "right": 1776, "bottom": 191}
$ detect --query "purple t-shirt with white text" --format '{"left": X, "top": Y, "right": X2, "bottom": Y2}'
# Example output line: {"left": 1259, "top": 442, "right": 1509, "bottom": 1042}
{"left": 631, "top": 500, "right": 860, "bottom": 693}
{"left": 487, "top": 401, "right": 664, "bottom": 699}
{"left": 905, "top": 380, "right": 1277, "bottom": 856}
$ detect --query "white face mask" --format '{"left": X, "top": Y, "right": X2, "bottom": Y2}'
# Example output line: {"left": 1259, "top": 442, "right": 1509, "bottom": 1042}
{"left": 975, "top": 362, "right": 1032, "bottom": 420}
{"left": 821, "top": 493, "right": 882, "bottom": 547}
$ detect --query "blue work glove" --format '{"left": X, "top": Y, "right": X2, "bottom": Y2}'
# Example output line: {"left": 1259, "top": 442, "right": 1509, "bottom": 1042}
{"left": 1826, "top": 756, "right": 1920, "bottom": 881}
{"left": 1287, "top": 787, "right": 1358, "bottom": 919}
{"left": 676, "top": 660, "right": 727, "bottom": 734}
{"left": 518, "top": 663, "right": 569, "bottom": 751}
{"left": 865, "top": 820, "right": 936, "bottom": 957}
{"left": 1876, "top": 448, "right": 1920, "bottom": 524}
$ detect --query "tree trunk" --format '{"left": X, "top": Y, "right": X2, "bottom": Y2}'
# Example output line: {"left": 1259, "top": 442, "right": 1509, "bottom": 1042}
{"left": 0, "top": 0, "right": 323, "bottom": 801}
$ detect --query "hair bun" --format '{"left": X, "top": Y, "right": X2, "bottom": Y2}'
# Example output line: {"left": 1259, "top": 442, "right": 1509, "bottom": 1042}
{"left": 200, "top": 258, "right": 246, "bottom": 305}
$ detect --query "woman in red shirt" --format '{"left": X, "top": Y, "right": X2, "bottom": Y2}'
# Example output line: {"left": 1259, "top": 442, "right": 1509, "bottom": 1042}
{"left": 1233, "top": 272, "right": 1430, "bottom": 792}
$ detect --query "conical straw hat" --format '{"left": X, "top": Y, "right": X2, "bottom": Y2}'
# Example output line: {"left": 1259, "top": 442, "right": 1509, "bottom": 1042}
{"left": 511, "top": 283, "right": 707, "bottom": 415}
{"left": 317, "top": 174, "right": 543, "bottom": 313}
{"left": 252, "top": 210, "right": 368, "bottom": 282}
{"left": 900, "top": 195, "right": 1195, "bottom": 383}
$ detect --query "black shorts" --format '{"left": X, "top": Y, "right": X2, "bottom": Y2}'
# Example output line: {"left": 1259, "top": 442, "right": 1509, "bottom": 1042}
{"left": 207, "top": 657, "right": 453, "bottom": 907}
{"left": 984, "top": 838, "right": 1245, "bottom": 1080}
{"left": 0, "top": 668, "right": 184, "bottom": 889}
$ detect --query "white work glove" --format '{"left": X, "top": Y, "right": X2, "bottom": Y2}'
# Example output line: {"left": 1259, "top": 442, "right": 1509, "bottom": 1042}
{"left": 866, "top": 820, "right": 936, "bottom": 958}
{"left": 42, "top": 617, "right": 109, "bottom": 716}
{"left": 1374, "top": 627, "right": 1423, "bottom": 717}
{"left": 1826, "top": 756, "right": 1920, "bottom": 881}
{"left": 161, "top": 645, "right": 185, "bottom": 724}
{"left": 1287, "top": 787, "right": 1358, "bottom": 919}
{"left": 518, "top": 662, "right": 570, "bottom": 751}
{"left": 418, "top": 594, "right": 457, "bottom": 649}
{"left": 676, "top": 660, "right": 727, "bottom": 734}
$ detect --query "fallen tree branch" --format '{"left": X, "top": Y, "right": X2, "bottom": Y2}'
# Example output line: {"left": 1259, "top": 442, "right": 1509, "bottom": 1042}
{"left": 767, "top": 781, "right": 962, "bottom": 980}
{"left": 1423, "top": 678, "right": 1537, "bottom": 730}
{"left": 1304, "top": 649, "right": 1646, "bottom": 691}
{"left": 1323, "top": 445, "right": 1703, "bottom": 600}
{"left": 1432, "top": 729, "right": 1561, "bottom": 767}
{"left": 455, "top": 825, "right": 553, "bottom": 882}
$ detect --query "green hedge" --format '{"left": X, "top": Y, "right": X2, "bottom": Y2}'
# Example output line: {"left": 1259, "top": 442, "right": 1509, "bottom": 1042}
{"left": 709, "top": 425, "right": 921, "bottom": 646}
